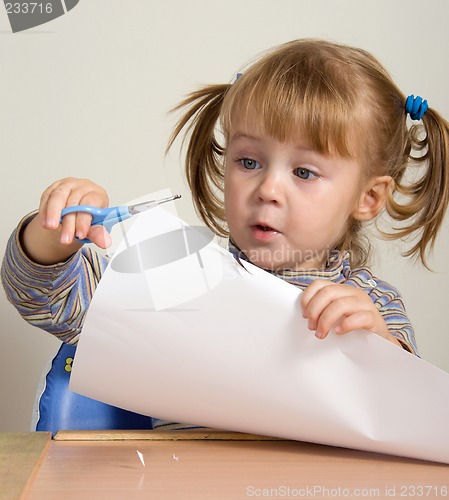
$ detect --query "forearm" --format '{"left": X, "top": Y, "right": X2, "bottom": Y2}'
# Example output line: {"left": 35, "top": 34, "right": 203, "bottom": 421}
{"left": 21, "top": 210, "right": 83, "bottom": 265}
{"left": 2, "top": 213, "right": 108, "bottom": 344}
{"left": 380, "top": 304, "right": 418, "bottom": 355}
{"left": 349, "top": 273, "right": 419, "bottom": 356}
{"left": 384, "top": 323, "right": 417, "bottom": 355}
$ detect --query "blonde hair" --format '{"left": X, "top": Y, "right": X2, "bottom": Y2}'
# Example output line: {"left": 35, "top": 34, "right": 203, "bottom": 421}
{"left": 168, "top": 39, "right": 449, "bottom": 268}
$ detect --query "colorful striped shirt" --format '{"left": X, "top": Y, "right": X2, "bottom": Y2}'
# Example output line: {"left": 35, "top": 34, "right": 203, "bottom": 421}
{"left": 1, "top": 212, "right": 418, "bottom": 355}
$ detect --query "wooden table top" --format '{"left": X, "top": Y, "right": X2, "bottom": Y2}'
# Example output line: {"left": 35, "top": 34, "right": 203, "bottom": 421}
{"left": 2, "top": 431, "right": 448, "bottom": 499}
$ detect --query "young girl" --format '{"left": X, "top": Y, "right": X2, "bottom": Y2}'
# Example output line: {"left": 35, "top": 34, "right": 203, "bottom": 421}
{"left": 3, "top": 39, "right": 449, "bottom": 359}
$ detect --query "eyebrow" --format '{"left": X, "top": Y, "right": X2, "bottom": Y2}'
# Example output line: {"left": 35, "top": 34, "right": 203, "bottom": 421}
{"left": 229, "top": 132, "right": 318, "bottom": 155}
{"left": 228, "top": 132, "right": 261, "bottom": 143}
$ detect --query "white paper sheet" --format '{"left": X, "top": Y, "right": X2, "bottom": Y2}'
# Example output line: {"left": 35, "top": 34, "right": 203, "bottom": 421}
{"left": 70, "top": 206, "right": 449, "bottom": 464}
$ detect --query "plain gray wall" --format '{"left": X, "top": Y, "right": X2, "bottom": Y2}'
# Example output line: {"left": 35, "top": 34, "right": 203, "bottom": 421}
{"left": 1, "top": 0, "right": 449, "bottom": 431}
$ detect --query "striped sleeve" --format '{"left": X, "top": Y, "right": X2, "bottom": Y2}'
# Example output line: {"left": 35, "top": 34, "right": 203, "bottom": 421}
{"left": 1, "top": 213, "right": 109, "bottom": 345}
{"left": 347, "top": 270, "right": 418, "bottom": 356}
{"left": 370, "top": 282, "right": 418, "bottom": 356}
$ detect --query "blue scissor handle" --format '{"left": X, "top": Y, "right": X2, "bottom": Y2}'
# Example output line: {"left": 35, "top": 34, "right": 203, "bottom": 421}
{"left": 60, "top": 205, "right": 132, "bottom": 244}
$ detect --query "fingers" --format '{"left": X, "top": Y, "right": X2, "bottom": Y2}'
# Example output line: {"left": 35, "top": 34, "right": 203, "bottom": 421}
{"left": 332, "top": 310, "right": 379, "bottom": 336}
{"left": 301, "top": 280, "right": 387, "bottom": 339}
{"left": 336, "top": 310, "right": 401, "bottom": 347}
{"left": 38, "top": 177, "right": 109, "bottom": 246}
{"left": 301, "top": 280, "right": 336, "bottom": 318}
{"left": 86, "top": 225, "right": 112, "bottom": 250}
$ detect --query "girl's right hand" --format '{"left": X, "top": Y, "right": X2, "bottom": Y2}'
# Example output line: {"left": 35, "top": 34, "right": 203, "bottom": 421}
{"left": 38, "top": 177, "right": 111, "bottom": 248}
{"left": 22, "top": 178, "right": 111, "bottom": 265}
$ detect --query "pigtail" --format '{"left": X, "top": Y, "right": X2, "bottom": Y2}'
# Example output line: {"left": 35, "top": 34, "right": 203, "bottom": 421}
{"left": 167, "top": 84, "right": 231, "bottom": 236}
{"left": 386, "top": 108, "right": 449, "bottom": 267}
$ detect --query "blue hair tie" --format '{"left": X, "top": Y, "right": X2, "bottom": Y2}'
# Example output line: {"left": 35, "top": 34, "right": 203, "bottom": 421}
{"left": 405, "top": 95, "right": 428, "bottom": 121}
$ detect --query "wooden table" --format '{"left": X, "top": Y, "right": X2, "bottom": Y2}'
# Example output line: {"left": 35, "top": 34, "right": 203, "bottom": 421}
{"left": 2, "top": 431, "right": 448, "bottom": 499}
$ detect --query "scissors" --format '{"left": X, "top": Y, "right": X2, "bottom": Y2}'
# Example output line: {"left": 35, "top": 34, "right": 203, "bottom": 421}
{"left": 60, "top": 194, "right": 181, "bottom": 243}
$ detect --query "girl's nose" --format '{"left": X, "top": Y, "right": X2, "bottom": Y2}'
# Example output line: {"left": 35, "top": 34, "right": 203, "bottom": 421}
{"left": 256, "top": 170, "right": 284, "bottom": 204}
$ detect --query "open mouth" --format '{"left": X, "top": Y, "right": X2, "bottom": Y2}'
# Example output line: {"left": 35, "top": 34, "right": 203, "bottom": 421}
{"left": 251, "top": 224, "right": 280, "bottom": 241}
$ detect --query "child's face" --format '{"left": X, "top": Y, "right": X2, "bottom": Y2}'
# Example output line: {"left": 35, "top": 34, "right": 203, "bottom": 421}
{"left": 224, "top": 123, "right": 364, "bottom": 271}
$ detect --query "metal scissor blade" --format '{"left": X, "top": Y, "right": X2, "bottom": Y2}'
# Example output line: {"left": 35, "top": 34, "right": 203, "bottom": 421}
{"left": 128, "top": 194, "right": 181, "bottom": 215}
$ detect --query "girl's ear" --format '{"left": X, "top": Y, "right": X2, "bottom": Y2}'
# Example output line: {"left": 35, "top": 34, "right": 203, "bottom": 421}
{"left": 352, "top": 176, "right": 393, "bottom": 221}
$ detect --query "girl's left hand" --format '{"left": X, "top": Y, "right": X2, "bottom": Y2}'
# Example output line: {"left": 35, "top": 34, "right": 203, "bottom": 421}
{"left": 300, "top": 280, "right": 401, "bottom": 347}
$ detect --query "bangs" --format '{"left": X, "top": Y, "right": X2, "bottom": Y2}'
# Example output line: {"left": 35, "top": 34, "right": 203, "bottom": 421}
{"left": 221, "top": 42, "right": 364, "bottom": 158}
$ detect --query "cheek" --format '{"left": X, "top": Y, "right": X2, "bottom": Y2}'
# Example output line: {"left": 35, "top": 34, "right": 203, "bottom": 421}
{"left": 224, "top": 166, "right": 242, "bottom": 208}
{"left": 299, "top": 191, "right": 353, "bottom": 233}
{"left": 224, "top": 179, "right": 247, "bottom": 238}
{"left": 326, "top": 175, "right": 361, "bottom": 212}
{"left": 223, "top": 175, "right": 233, "bottom": 210}
{"left": 223, "top": 177, "right": 237, "bottom": 223}
{"left": 223, "top": 162, "right": 233, "bottom": 198}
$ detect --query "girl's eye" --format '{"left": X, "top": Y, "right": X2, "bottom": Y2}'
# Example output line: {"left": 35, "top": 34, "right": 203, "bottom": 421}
{"left": 294, "top": 167, "right": 317, "bottom": 180}
{"left": 240, "top": 158, "right": 261, "bottom": 170}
